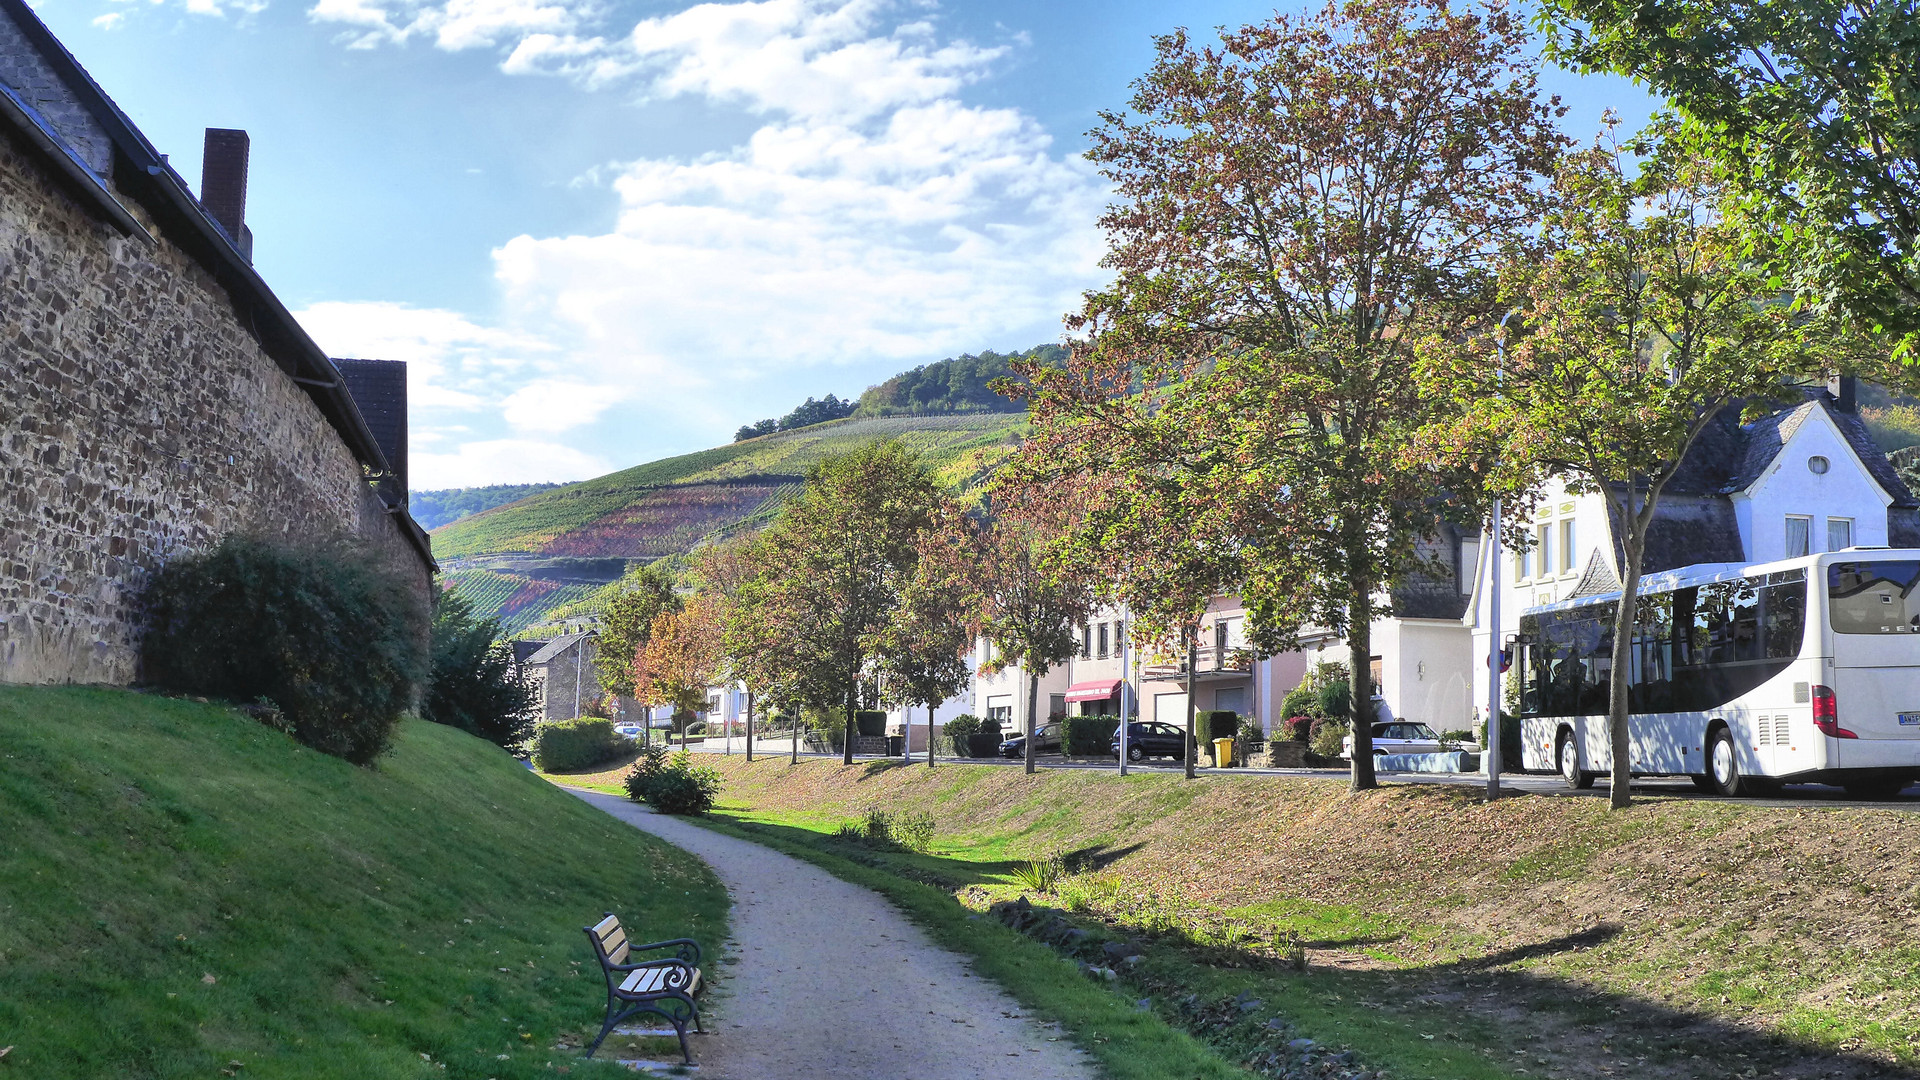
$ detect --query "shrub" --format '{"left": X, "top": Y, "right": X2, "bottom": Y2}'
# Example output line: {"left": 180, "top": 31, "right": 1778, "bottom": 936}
{"left": 1237, "top": 714, "right": 1265, "bottom": 742}
{"left": 533, "top": 717, "right": 631, "bottom": 772}
{"left": 624, "top": 746, "right": 721, "bottom": 814}
{"left": 942, "top": 713, "right": 982, "bottom": 740}
{"left": 840, "top": 808, "right": 937, "bottom": 851}
{"left": 855, "top": 710, "right": 887, "bottom": 737}
{"left": 1279, "top": 684, "right": 1319, "bottom": 721}
{"left": 142, "top": 534, "right": 428, "bottom": 765}
{"left": 422, "top": 589, "right": 536, "bottom": 749}
{"left": 1283, "top": 716, "right": 1314, "bottom": 743}
{"left": 1309, "top": 719, "right": 1350, "bottom": 759}
{"left": 1062, "top": 714, "right": 1119, "bottom": 756}
{"left": 1198, "top": 710, "right": 1238, "bottom": 741}
{"left": 1312, "top": 680, "right": 1351, "bottom": 721}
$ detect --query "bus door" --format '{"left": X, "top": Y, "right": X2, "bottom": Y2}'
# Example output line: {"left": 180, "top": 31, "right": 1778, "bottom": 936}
{"left": 1826, "top": 559, "right": 1920, "bottom": 767}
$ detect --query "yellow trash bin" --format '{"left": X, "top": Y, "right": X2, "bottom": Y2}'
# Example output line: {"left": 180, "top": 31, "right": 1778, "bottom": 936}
{"left": 1213, "top": 737, "right": 1236, "bottom": 768}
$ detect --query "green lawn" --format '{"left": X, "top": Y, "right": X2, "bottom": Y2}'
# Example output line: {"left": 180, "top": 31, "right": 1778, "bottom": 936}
{"left": 0, "top": 686, "right": 727, "bottom": 1080}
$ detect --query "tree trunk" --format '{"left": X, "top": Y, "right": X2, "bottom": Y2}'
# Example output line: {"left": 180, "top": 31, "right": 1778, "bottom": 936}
{"left": 1025, "top": 668, "right": 1039, "bottom": 775}
{"left": 745, "top": 690, "right": 755, "bottom": 762}
{"left": 1349, "top": 586, "right": 1378, "bottom": 792}
{"left": 790, "top": 702, "right": 799, "bottom": 765}
{"left": 1183, "top": 630, "right": 1198, "bottom": 781}
{"left": 840, "top": 680, "right": 856, "bottom": 757}
{"left": 927, "top": 703, "right": 936, "bottom": 768}
{"left": 1607, "top": 493, "right": 1650, "bottom": 810}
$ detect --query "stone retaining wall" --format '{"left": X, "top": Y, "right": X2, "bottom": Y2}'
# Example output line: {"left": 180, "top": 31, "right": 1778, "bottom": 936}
{"left": 0, "top": 136, "right": 431, "bottom": 685}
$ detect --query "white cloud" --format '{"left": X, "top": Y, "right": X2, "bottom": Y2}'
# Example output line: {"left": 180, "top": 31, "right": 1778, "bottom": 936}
{"left": 295, "top": 300, "right": 550, "bottom": 410}
{"left": 412, "top": 438, "right": 614, "bottom": 488}
{"left": 293, "top": 0, "right": 1108, "bottom": 484}
{"left": 500, "top": 380, "right": 627, "bottom": 432}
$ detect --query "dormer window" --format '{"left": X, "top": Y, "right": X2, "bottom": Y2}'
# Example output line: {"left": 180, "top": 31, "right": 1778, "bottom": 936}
{"left": 1808, "top": 455, "right": 1830, "bottom": 475}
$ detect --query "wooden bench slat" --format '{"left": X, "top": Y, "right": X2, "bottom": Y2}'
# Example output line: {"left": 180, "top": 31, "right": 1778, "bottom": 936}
{"left": 591, "top": 914, "right": 620, "bottom": 937}
{"left": 617, "top": 966, "right": 701, "bottom": 998}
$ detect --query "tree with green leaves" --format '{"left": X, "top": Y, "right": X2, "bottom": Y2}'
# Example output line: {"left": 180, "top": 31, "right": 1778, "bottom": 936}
{"left": 1542, "top": 0, "right": 1920, "bottom": 352}
{"left": 745, "top": 440, "right": 944, "bottom": 764}
{"left": 959, "top": 506, "right": 1098, "bottom": 776}
{"left": 1423, "top": 129, "right": 1869, "bottom": 808}
{"left": 1007, "top": 0, "right": 1564, "bottom": 790}
{"left": 592, "top": 564, "right": 680, "bottom": 699}
{"left": 422, "top": 589, "right": 537, "bottom": 748}
{"left": 874, "top": 509, "right": 975, "bottom": 767}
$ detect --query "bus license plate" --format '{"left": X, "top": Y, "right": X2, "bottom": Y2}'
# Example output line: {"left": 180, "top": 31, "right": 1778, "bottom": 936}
{"left": 1900, "top": 712, "right": 1920, "bottom": 726}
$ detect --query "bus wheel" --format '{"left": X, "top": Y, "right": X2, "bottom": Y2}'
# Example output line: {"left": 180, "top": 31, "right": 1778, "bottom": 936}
{"left": 1689, "top": 774, "right": 1717, "bottom": 793}
{"left": 1557, "top": 731, "right": 1593, "bottom": 790}
{"left": 1707, "top": 727, "right": 1746, "bottom": 797}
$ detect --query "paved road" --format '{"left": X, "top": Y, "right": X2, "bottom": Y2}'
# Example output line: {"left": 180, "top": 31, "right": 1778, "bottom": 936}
{"left": 679, "top": 738, "right": 1920, "bottom": 810}
{"left": 561, "top": 787, "right": 1098, "bottom": 1080}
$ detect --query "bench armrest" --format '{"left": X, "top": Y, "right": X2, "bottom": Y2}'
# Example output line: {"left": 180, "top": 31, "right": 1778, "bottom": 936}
{"left": 628, "top": 938, "right": 702, "bottom": 966}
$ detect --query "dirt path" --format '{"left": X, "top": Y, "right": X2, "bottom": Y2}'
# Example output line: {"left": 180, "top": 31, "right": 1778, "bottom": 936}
{"left": 562, "top": 788, "right": 1098, "bottom": 1080}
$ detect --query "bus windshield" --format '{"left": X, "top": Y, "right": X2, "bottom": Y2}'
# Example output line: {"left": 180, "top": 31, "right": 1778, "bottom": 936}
{"left": 1829, "top": 560, "right": 1920, "bottom": 635}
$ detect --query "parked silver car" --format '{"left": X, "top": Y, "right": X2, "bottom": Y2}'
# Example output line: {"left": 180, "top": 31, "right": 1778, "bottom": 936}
{"left": 1342, "top": 721, "right": 1471, "bottom": 758}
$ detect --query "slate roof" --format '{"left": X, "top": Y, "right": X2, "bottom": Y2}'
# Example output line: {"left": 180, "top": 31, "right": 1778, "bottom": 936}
{"left": 1723, "top": 391, "right": 1918, "bottom": 508}
{"left": 524, "top": 631, "right": 594, "bottom": 666}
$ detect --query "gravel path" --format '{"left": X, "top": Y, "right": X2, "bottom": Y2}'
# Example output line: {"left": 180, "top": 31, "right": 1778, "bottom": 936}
{"left": 563, "top": 788, "right": 1099, "bottom": 1080}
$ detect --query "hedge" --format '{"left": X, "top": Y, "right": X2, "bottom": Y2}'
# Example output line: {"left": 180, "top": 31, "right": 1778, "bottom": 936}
{"left": 855, "top": 710, "right": 888, "bottom": 737}
{"left": 1062, "top": 714, "right": 1119, "bottom": 756}
{"left": 533, "top": 717, "right": 632, "bottom": 772}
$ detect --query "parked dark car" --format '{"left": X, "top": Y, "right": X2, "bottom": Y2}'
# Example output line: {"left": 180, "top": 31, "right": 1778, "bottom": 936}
{"left": 999, "top": 721, "right": 1063, "bottom": 758}
{"left": 1109, "top": 721, "right": 1187, "bottom": 762}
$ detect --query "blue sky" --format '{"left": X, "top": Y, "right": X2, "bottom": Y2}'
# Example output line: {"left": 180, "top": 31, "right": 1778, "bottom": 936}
{"left": 28, "top": 0, "right": 1654, "bottom": 489}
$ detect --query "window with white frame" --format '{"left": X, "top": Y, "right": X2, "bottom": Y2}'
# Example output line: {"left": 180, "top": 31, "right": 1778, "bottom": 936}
{"left": 1828, "top": 517, "right": 1853, "bottom": 552}
{"left": 1535, "top": 523, "right": 1552, "bottom": 578}
{"left": 1097, "top": 622, "right": 1110, "bottom": 659}
{"left": 1513, "top": 548, "right": 1528, "bottom": 583}
{"left": 1785, "top": 515, "right": 1812, "bottom": 558}
{"left": 1559, "top": 519, "right": 1575, "bottom": 573}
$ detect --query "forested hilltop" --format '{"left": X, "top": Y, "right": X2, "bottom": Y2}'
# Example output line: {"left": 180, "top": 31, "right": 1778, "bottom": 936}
{"left": 410, "top": 483, "right": 564, "bottom": 530}
{"left": 732, "top": 344, "right": 1061, "bottom": 441}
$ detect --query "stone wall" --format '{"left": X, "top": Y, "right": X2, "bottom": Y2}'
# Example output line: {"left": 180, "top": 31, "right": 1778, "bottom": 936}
{"left": 0, "top": 133, "right": 432, "bottom": 685}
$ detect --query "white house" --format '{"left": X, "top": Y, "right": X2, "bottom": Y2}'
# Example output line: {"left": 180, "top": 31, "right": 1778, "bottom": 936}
{"left": 1462, "top": 379, "right": 1920, "bottom": 730}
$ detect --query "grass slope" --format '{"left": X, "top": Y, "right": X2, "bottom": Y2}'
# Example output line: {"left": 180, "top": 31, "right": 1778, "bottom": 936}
{"left": 593, "top": 757, "right": 1920, "bottom": 1080}
{"left": 0, "top": 687, "right": 726, "bottom": 1080}
{"left": 429, "top": 414, "right": 1023, "bottom": 562}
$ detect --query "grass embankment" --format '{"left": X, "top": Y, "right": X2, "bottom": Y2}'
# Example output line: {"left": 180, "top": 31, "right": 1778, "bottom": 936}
{"left": 0, "top": 687, "right": 726, "bottom": 1080}
{"left": 579, "top": 756, "right": 1920, "bottom": 1080}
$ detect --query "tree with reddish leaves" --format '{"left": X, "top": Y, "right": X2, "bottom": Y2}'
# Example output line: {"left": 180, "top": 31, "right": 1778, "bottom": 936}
{"left": 1006, "top": 0, "right": 1565, "bottom": 791}
{"left": 632, "top": 593, "right": 723, "bottom": 740}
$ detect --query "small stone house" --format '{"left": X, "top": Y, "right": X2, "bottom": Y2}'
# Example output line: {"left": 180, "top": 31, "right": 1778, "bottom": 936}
{"left": 515, "top": 631, "right": 601, "bottom": 723}
{"left": 0, "top": 0, "right": 435, "bottom": 684}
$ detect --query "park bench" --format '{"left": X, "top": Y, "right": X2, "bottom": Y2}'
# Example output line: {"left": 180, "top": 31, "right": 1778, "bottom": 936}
{"left": 582, "top": 912, "right": 705, "bottom": 1063}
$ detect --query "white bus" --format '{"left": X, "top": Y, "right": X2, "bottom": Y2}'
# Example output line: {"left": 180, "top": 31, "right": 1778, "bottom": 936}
{"left": 1515, "top": 551, "right": 1920, "bottom": 799}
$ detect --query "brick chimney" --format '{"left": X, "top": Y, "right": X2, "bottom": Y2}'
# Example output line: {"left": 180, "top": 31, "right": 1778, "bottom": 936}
{"left": 200, "top": 128, "right": 252, "bottom": 261}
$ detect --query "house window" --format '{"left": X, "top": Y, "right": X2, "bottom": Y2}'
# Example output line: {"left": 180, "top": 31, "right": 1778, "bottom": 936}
{"left": 1113, "top": 621, "right": 1125, "bottom": 656}
{"left": 1513, "top": 549, "right": 1528, "bottom": 584}
{"left": 1559, "top": 519, "right": 1575, "bottom": 572}
{"left": 1097, "top": 622, "right": 1110, "bottom": 659}
{"left": 1786, "top": 515, "right": 1812, "bottom": 558}
{"left": 1828, "top": 517, "right": 1853, "bottom": 552}
{"left": 1536, "top": 523, "right": 1552, "bottom": 578}
{"left": 1048, "top": 693, "right": 1066, "bottom": 719}
{"left": 1214, "top": 620, "right": 1229, "bottom": 659}
{"left": 1081, "top": 625, "right": 1092, "bottom": 660}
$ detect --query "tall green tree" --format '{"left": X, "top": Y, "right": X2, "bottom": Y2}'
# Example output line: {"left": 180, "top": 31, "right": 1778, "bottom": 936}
{"left": 873, "top": 507, "right": 975, "bottom": 767}
{"left": 592, "top": 564, "right": 680, "bottom": 698}
{"left": 960, "top": 506, "right": 1099, "bottom": 776}
{"left": 1423, "top": 130, "right": 1867, "bottom": 807}
{"left": 1542, "top": 0, "right": 1920, "bottom": 351}
{"left": 422, "top": 589, "right": 537, "bottom": 748}
{"left": 1009, "top": 0, "right": 1565, "bottom": 790}
{"left": 747, "top": 440, "right": 944, "bottom": 764}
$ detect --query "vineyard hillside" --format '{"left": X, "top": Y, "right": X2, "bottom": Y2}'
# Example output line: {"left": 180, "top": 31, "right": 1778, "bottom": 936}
{"left": 433, "top": 413, "right": 1025, "bottom": 631}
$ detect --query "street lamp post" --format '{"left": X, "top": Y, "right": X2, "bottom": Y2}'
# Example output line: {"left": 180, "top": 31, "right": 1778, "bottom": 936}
{"left": 1486, "top": 312, "right": 1514, "bottom": 801}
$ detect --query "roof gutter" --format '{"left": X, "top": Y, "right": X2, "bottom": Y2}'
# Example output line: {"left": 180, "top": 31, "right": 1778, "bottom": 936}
{"left": 0, "top": 81, "right": 150, "bottom": 243}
